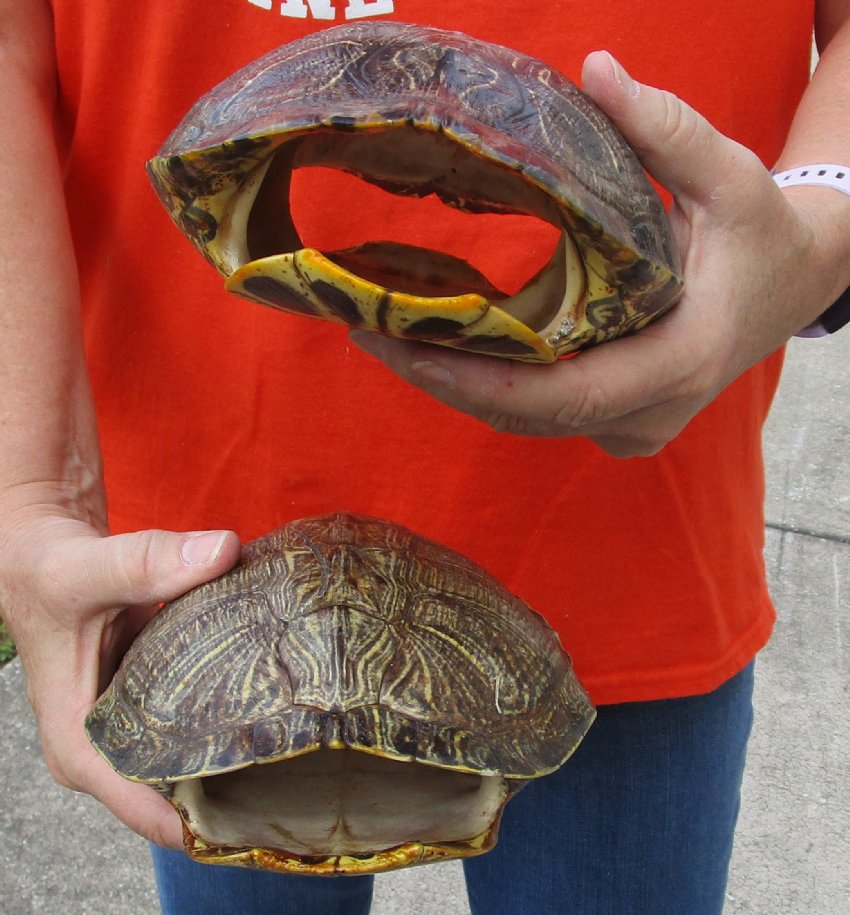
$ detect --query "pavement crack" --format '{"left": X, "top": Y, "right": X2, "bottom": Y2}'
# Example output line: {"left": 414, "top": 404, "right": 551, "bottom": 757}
{"left": 765, "top": 521, "right": 850, "bottom": 546}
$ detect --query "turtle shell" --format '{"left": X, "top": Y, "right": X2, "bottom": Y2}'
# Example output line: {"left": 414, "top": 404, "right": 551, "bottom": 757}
{"left": 147, "top": 21, "right": 683, "bottom": 363}
{"left": 86, "top": 513, "right": 594, "bottom": 874}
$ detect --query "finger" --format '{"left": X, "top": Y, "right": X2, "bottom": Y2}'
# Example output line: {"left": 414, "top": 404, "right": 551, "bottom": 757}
{"left": 351, "top": 333, "right": 553, "bottom": 432}
{"left": 581, "top": 51, "right": 762, "bottom": 209}
{"left": 352, "top": 318, "right": 703, "bottom": 435}
{"left": 43, "top": 527, "right": 241, "bottom": 613}
{"left": 38, "top": 683, "right": 185, "bottom": 848}
{"left": 75, "top": 742, "right": 185, "bottom": 849}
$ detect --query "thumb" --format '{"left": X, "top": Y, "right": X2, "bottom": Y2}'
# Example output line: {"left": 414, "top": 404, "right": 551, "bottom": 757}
{"left": 581, "top": 51, "right": 759, "bottom": 208}
{"left": 51, "top": 527, "right": 241, "bottom": 612}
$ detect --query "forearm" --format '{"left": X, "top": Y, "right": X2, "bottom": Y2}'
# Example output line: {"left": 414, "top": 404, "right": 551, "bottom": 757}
{"left": 773, "top": 5, "right": 850, "bottom": 320}
{"left": 0, "top": 2, "right": 104, "bottom": 525}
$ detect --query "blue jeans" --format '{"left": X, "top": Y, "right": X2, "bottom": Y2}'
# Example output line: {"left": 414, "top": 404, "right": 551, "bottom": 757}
{"left": 151, "top": 662, "right": 754, "bottom": 915}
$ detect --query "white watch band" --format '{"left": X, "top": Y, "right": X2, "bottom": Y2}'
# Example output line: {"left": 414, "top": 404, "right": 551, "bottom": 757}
{"left": 772, "top": 164, "right": 850, "bottom": 196}
{"left": 772, "top": 164, "right": 850, "bottom": 337}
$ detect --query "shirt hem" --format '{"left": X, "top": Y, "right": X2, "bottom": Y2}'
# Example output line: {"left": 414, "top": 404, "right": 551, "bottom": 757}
{"left": 581, "top": 604, "right": 776, "bottom": 707}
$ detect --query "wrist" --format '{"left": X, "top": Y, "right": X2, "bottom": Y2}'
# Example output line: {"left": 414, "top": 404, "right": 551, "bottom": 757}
{"left": 0, "top": 474, "right": 107, "bottom": 539}
{"left": 0, "top": 395, "right": 105, "bottom": 531}
{"left": 773, "top": 167, "right": 850, "bottom": 335}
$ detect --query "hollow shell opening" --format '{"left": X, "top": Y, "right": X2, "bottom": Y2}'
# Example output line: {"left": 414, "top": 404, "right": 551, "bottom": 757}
{"left": 289, "top": 166, "right": 562, "bottom": 298}
{"left": 210, "top": 127, "right": 608, "bottom": 359}
{"left": 172, "top": 748, "right": 508, "bottom": 860}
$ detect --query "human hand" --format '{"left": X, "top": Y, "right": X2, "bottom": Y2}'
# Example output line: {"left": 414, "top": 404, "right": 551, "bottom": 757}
{"left": 0, "top": 493, "right": 239, "bottom": 848}
{"left": 351, "top": 51, "right": 849, "bottom": 457}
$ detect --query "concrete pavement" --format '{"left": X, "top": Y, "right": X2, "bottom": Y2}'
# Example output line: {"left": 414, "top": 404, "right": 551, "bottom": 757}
{"left": 1, "top": 332, "right": 848, "bottom": 914}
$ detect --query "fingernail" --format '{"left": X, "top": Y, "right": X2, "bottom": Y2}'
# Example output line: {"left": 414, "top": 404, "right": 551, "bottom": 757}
{"left": 181, "top": 531, "right": 229, "bottom": 566}
{"left": 606, "top": 51, "right": 640, "bottom": 98}
{"left": 412, "top": 360, "right": 456, "bottom": 389}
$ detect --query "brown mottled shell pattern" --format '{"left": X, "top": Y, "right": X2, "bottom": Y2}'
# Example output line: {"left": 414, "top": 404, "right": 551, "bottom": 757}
{"left": 86, "top": 514, "right": 594, "bottom": 785}
{"left": 147, "top": 21, "right": 683, "bottom": 362}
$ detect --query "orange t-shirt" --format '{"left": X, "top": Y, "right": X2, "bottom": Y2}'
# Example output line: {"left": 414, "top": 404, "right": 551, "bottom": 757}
{"left": 49, "top": 0, "right": 812, "bottom": 704}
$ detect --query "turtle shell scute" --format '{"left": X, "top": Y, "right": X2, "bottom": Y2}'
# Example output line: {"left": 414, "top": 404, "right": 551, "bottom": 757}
{"left": 152, "top": 21, "right": 675, "bottom": 271}
{"left": 86, "top": 514, "right": 594, "bottom": 783}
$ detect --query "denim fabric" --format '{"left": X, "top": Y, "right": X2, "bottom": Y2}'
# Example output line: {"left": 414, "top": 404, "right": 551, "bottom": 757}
{"left": 151, "top": 851, "right": 374, "bottom": 915}
{"left": 463, "top": 662, "right": 755, "bottom": 914}
{"left": 151, "top": 663, "right": 754, "bottom": 915}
